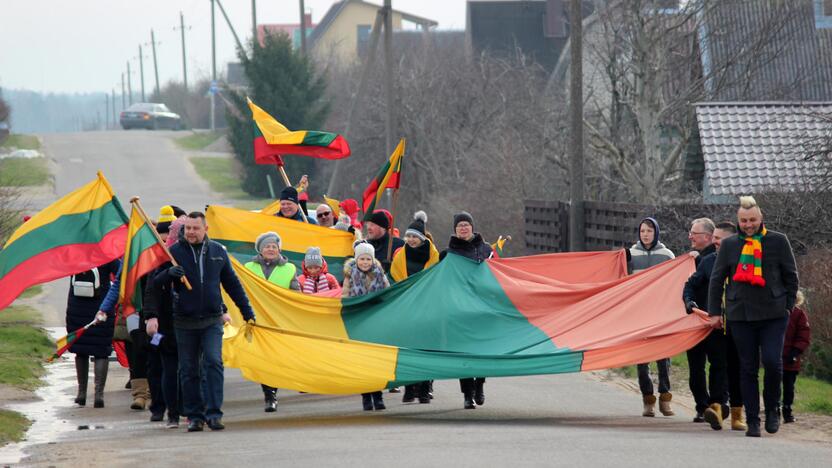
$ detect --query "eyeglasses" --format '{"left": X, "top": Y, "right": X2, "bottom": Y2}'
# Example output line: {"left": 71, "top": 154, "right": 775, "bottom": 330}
{"left": 317, "top": 212, "right": 332, "bottom": 218}
{"left": 688, "top": 231, "right": 711, "bottom": 237}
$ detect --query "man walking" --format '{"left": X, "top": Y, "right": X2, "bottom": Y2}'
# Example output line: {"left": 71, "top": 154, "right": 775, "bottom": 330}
{"left": 708, "top": 197, "right": 798, "bottom": 437}
{"left": 152, "top": 212, "right": 256, "bottom": 432}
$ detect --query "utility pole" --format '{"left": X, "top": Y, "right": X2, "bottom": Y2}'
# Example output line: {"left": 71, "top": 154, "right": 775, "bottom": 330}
{"left": 299, "top": 0, "right": 307, "bottom": 55}
{"left": 383, "top": 0, "right": 395, "bottom": 158}
{"left": 126, "top": 61, "right": 133, "bottom": 105}
{"left": 150, "top": 29, "right": 161, "bottom": 98}
{"left": 210, "top": 0, "right": 216, "bottom": 130}
{"left": 111, "top": 88, "right": 117, "bottom": 126}
{"left": 105, "top": 93, "right": 109, "bottom": 129}
{"left": 568, "top": 0, "right": 585, "bottom": 251}
{"left": 252, "top": 0, "right": 257, "bottom": 43}
{"left": 138, "top": 45, "right": 146, "bottom": 102}
{"left": 176, "top": 12, "right": 190, "bottom": 92}
{"left": 121, "top": 73, "right": 126, "bottom": 109}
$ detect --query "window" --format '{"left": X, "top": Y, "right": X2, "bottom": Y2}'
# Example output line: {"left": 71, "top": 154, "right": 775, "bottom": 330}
{"left": 356, "top": 24, "right": 372, "bottom": 54}
{"left": 815, "top": 0, "right": 832, "bottom": 28}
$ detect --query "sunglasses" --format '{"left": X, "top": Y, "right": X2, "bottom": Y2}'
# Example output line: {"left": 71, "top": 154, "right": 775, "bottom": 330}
{"left": 317, "top": 212, "right": 332, "bottom": 218}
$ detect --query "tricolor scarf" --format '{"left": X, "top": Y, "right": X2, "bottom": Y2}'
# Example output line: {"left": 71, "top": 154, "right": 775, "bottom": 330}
{"left": 302, "top": 275, "right": 331, "bottom": 294}
{"left": 733, "top": 226, "right": 767, "bottom": 287}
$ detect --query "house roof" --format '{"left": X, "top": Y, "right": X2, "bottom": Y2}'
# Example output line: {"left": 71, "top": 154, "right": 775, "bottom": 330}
{"left": 695, "top": 102, "right": 832, "bottom": 196}
{"left": 308, "top": 0, "right": 438, "bottom": 49}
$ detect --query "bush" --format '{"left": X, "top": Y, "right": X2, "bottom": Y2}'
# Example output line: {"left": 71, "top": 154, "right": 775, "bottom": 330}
{"left": 798, "top": 249, "right": 832, "bottom": 382}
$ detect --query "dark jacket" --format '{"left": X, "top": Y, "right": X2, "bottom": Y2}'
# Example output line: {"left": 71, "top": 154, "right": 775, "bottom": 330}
{"left": 682, "top": 244, "right": 717, "bottom": 314}
{"left": 783, "top": 306, "right": 811, "bottom": 372}
{"left": 159, "top": 237, "right": 255, "bottom": 322}
{"left": 439, "top": 233, "right": 494, "bottom": 263}
{"left": 143, "top": 266, "right": 178, "bottom": 354}
{"left": 368, "top": 232, "right": 405, "bottom": 271}
{"left": 707, "top": 229, "right": 799, "bottom": 322}
{"left": 65, "top": 260, "right": 121, "bottom": 357}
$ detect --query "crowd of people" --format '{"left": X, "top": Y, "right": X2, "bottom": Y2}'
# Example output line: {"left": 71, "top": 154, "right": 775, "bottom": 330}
{"left": 62, "top": 187, "right": 811, "bottom": 438}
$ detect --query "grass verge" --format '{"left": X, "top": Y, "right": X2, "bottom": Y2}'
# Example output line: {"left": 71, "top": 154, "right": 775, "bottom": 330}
{"left": 18, "top": 285, "right": 43, "bottom": 299}
{"left": 188, "top": 156, "right": 272, "bottom": 209}
{"left": 175, "top": 131, "right": 223, "bottom": 150}
{"left": 0, "top": 305, "right": 53, "bottom": 390}
{"left": 1, "top": 134, "right": 41, "bottom": 150}
{"left": 0, "top": 158, "right": 50, "bottom": 187}
{"left": 0, "top": 409, "right": 30, "bottom": 446}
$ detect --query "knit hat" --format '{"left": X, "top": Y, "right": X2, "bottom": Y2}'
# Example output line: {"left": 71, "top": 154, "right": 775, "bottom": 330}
{"left": 405, "top": 211, "right": 427, "bottom": 240}
{"left": 158, "top": 206, "right": 177, "bottom": 223}
{"left": 255, "top": 231, "right": 281, "bottom": 253}
{"left": 170, "top": 205, "right": 187, "bottom": 218}
{"left": 353, "top": 240, "right": 375, "bottom": 259}
{"left": 366, "top": 210, "right": 390, "bottom": 230}
{"left": 334, "top": 213, "right": 352, "bottom": 232}
{"left": 453, "top": 211, "right": 474, "bottom": 229}
{"left": 304, "top": 246, "right": 324, "bottom": 268}
{"left": 280, "top": 186, "right": 299, "bottom": 204}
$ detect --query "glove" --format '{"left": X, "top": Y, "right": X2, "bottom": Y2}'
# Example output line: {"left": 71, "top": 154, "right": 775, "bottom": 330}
{"left": 167, "top": 265, "right": 185, "bottom": 279}
{"left": 685, "top": 301, "right": 699, "bottom": 315}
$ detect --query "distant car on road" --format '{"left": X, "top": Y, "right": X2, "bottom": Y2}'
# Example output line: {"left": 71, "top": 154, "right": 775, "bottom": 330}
{"left": 120, "top": 103, "right": 183, "bottom": 130}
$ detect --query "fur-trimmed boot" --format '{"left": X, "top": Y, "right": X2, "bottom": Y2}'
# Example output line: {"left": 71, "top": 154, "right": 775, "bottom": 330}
{"left": 130, "top": 378, "right": 149, "bottom": 410}
{"left": 74, "top": 355, "right": 89, "bottom": 406}
{"left": 642, "top": 394, "right": 656, "bottom": 417}
{"left": 659, "top": 392, "right": 675, "bottom": 416}
{"left": 93, "top": 357, "right": 109, "bottom": 408}
{"left": 730, "top": 407, "right": 747, "bottom": 431}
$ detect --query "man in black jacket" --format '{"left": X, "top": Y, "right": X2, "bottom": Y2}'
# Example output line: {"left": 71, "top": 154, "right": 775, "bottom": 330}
{"left": 708, "top": 197, "right": 799, "bottom": 437}
{"left": 365, "top": 209, "right": 404, "bottom": 272}
{"left": 151, "top": 211, "right": 255, "bottom": 433}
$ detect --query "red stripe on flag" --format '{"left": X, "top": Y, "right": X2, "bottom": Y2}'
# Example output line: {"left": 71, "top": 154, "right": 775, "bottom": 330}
{"left": 121, "top": 244, "right": 168, "bottom": 316}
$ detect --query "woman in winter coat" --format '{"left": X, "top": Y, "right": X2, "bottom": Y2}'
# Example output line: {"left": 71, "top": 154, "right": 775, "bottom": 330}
{"left": 439, "top": 211, "right": 493, "bottom": 409}
{"left": 65, "top": 259, "right": 120, "bottom": 408}
{"left": 782, "top": 290, "right": 811, "bottom": 423}
{"left": 297, "top": 247, "right": 341, "bottom": 295}
{"left": 627, "top": 217, "right": 676, "bottom": 417}
{"left": 342, "top": 241, "right": 391, "bottom": 411}
{"left": 245, "top": 231, "right": 300, "bottom": 412}
{"left": 391, "top": 211, "right": 439, "bottom": 404}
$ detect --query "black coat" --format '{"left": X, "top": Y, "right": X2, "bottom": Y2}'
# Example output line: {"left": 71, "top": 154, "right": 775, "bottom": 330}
{"left": 142, "top": 266, "right": 178, "bottom": 354}
{"left": 707, "top": 230, "right": 799, "bottom": 322}
{"left": 65, "top": 260, "right": 120, "bottom": 357}
{"left": 682, "top": 244, "right": 717, "bottom": 314}
{"left": 439, "top": 234, "right": 494, "bottom": 263}
{"left": 368, "top": 233, "right": 405, "bottom": 272}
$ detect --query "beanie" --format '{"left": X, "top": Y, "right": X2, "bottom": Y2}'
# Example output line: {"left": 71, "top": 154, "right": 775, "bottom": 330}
{"left": 353, "top": 240, "right": 375, "bottom": 259}
{"left": 334, "top": 213, "right": 352, "bottom": 232}
{"left": 255, "top": 231, "right": 281, "bottom": 253}
{"left": 304, "top": 246, "right": 324, "bottom": 267}
{"left": 170, "top": 205, "right": 187, "bottom": 218}
{"left": 280, "top": 186, "right": 299, "bottom": 204}
{"left": 453, "top": 211, "right": 474, "bottom": 229}
{"left": 366, "top": 210, "right": 390, "bottom": 230}
{"left": 405, "top": 211, "right": 427, "bottom": 240}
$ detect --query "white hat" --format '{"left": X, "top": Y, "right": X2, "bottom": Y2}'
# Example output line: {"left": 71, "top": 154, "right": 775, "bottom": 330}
{"left": 353, "top": 240, "right": 375, "bottom": 259}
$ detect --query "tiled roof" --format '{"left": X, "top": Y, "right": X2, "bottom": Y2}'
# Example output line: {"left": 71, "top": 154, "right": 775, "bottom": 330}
{"left": 695, "top": 102, "right": 832, "bottom": 195}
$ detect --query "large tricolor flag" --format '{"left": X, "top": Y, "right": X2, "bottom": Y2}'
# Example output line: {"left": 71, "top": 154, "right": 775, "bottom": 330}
{"left": 362, "top": 138, "right": 405, "bottom": 220}
{"left": 248, "top": 98, "right": 350, "bottom": 165}
{"left": 0, "top": 173, "right": 128, "bottom": 311}
{"left": 118, "top": 205, "right": 169, "bottom": 316}
{"left": 221, "top": 251, "right": 715, "bottom": 394}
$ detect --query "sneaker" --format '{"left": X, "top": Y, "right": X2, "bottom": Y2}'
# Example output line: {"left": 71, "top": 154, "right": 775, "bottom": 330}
{"left": 166, "top": 417, "right": 180, "bottom": 429}
{"left": 187, "top": 419, "right": 204, "bottom": 432}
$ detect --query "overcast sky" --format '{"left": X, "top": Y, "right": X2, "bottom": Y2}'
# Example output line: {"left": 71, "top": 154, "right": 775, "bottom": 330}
{"left": 0, "top": 0, "right": 467, "bottom": 95}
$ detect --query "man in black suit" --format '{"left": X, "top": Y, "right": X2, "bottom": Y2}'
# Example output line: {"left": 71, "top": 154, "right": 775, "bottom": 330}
{"left": 708, "top": 196, "right": 799, "bottom": 438}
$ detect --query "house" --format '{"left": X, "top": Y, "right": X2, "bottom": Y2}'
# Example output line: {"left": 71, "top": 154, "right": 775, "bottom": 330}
{"left": 695, "top": 102, "right": 832, "bottom": 202}
{"left": 308, "top": 0, "right": 438, "bottom": 65}
{"left": 257, "top": 13, "right": 316, "bottom": 50}
{"left": 467, "top": 0, "right": 596, "bottom": 72}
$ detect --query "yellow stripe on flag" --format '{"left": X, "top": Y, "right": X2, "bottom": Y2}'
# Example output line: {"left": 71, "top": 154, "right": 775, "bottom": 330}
{"left": 374, "top": 138, "right": 405, "bottom": 207}
{"left": 323, "top": 195, "right": 341, "bottom": 216}
{"left": 260, "top": 199, "right": 282, "bottom": 216}
{"left": 247, "top": 98, "right": 308, "bottom": 145}
{"left": 5, "top": 172, "right": 116, "bottom": 248}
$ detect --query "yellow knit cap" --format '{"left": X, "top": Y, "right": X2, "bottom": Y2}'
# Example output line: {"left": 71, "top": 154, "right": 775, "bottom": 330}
{"left": 158, "top": 205, "right": 176, "bottom": 223}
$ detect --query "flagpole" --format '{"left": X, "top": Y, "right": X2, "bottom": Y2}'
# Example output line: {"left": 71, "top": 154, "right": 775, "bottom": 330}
{"left": 386, "top": 187, "right": 399, "bottom": 261}
{"left": 129, "top": 197, "right": 192, "bottom": 290}
{"left": 274, "top": 162, "right": 309, "bottom": 223}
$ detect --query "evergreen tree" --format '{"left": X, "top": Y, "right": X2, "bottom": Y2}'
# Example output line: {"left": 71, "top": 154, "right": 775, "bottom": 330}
{"left": 226, "top": 33, "right": 330, "bottom": 197}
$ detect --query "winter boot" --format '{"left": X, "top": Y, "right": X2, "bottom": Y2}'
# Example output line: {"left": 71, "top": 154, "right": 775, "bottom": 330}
{"left": 464, "top": 390, "right": 476, "bottom": 410}
{"left": 642, "top": 394, "right": 656, "bottom": 417}
{"left": 74, "top": 355, "right": 89, "bottom": 406}
{"left": 417, "top": 381, "right": 431, "bottom": 404}
{"left": 703, "top": 403, "right": 723, "bottom": 430}
{"left": 361, "top": 393, "right": 373, "bottom": 411}
{"left": 372, "top": 391, "right": 386, "bottom": 411}
{"left": 731, "top": 407, "right": 748, "bottom": 431}
{"left": 263, "top": 385, "right": 278, "bottom": 413}
{"left": 783, "top": 405, "right": 795, "bottom": 423}
{"left": 130, "top": 378, "right": 149, "bottom": 410}
{"left": 659, "top": 392, "right": 675, "bottom": 416}
{"left": 402, "top": 384, "right": 416, "bottom": 403}
{"left": 746, "top": 420, "right": 761, "bottom": 437}
{"left": 93, "top": 357, "right": 109, "bottom": 408}
{"left": 765, "top": 407, "right": 781, "bottom": 434}
{"left": 474, "top": 379, "right": 485, "bottom": 406}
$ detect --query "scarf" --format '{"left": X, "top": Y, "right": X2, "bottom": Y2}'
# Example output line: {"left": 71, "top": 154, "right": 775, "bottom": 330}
{"left": 302, "top": 274, "right": 331, "bottom": 294}
{"left": 348, "top": 261, "right": 388, "bottom": 297}
{"left": 733, "top": 226, "right": 767, "bottom": 287}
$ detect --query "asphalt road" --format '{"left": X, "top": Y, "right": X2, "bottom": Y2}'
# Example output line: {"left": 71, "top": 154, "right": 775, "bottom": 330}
{"left": 2, "top": 130, "right": 831, "bottom": 467}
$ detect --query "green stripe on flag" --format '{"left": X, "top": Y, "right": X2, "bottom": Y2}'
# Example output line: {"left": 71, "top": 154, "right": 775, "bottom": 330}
{"left": 301, "top": 131, "right": 337, "bottom": 146}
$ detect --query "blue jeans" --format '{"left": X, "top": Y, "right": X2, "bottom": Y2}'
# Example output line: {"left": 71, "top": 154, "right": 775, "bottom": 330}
{"left": 176, "top": 322, "right": 224, "bottom": 422}
{"left": 637, "top": 358, "right": 671, "bottom": 396}
{"left": 730, "top": 317, "right": 788, "bottom": 424}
